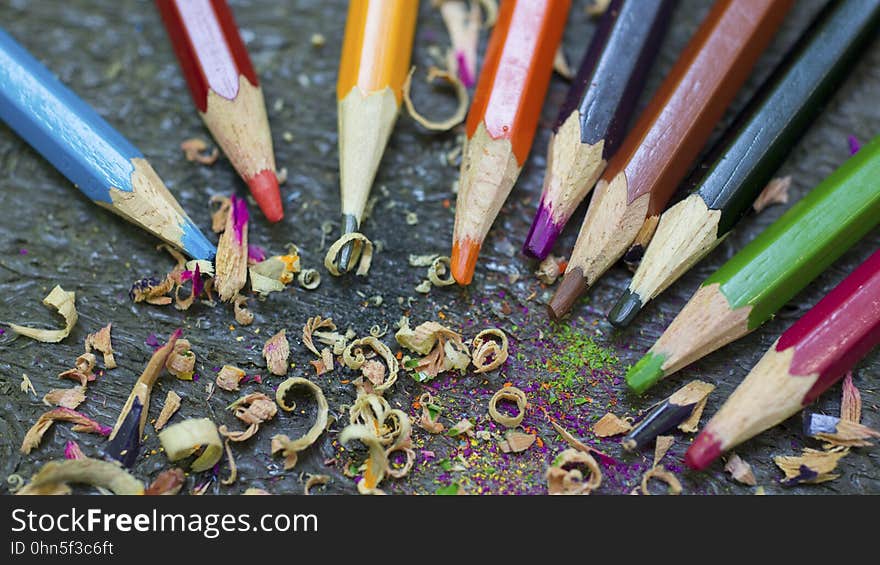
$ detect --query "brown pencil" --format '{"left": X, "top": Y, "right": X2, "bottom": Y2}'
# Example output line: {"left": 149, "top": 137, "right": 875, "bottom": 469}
{"left": 548, "top": 0, "right": 792, "bottom": 319}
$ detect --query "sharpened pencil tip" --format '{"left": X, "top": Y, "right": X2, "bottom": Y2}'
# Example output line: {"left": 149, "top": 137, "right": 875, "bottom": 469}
{"left": 522, "top": 204, "right": 562, "bottom": 260}
{"left": 607, "top": 288, "right": 644, "bottom": 327}
{"left": 336, "top": 214, "right": 359, "bottom": 273}
{"left": 547, "top": 268, "right": 588, "bottom": 320}
{"left": 626, "top": 352, "right": 667, "bottom": 394}
{"left": 685, "top": 430, "right": 723, "bottom": 470}
{"left": 451, "top": 238, "right": 480, "bottom": 285}
{"left": 246, "top": 169, "right": 283, "bottom": 223}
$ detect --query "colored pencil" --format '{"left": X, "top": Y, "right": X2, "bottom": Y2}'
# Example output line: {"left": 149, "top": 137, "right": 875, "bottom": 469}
{"left": 608, "top": 0, "right": 880, "bottom": 328}
{"left": 0, "top": 28, "right": 215, "bottom": 260}
{"left": 547, "top": 0, "right": 791, "bottom": 319}
{"left": 522, "top": 0, "right": 675, "bottom": 260}
{"left": 451, "top": 0, "right": 570, "bottom": 285}
{"left": 686, "top": 248, "right": 880, "bottom": 470}
{"left": 626, "top": 135, "right": 880, "bottom": 394}
{"left": 336, "top": 0, "right": 418, "bottom": 272}
{"left": 156, "top": 0, "right": 282, "bottom": 223}
{"left": 622, "top": 380, "right": 714, "bottom": 451}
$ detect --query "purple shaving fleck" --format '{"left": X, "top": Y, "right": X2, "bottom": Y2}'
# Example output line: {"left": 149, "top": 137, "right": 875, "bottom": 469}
{"left": 192, "top": 263, "right": 203, "bottom": 297}
{"left": 848, "top": 135, "right": 861, "bottom": 155}
{"left": 456, "top": 51, "right": 475, "bottom": 88}
{"left": 98, "top": 424, "right": 112, "bottom": 436}
{"left": 145, "top": 333, "right": 160, "bottom": 349}
{"left": 231, "top": 195, "right": 249, "bottom": 245}
{"left": 248, "top": 244, "right": 266, "bottom": 263}
{"left": 19, "top": 248, "right": 27, "bottom": 255}
{"left": 64, "top": 440, "right": 83, "bottom": 460}
{"left": 0, "top": 328, "right": 5, "bottom": 335}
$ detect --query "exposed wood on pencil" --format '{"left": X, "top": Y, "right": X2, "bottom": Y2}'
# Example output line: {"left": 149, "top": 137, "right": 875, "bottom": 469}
{"left": 549, "top": 0, "right": 792, "bottom": 319}
{"left": 156, "top": 0, "right": 282, "bottom": 222}
{"left": 450, "top": 0, "right": 570, "bottom": 285}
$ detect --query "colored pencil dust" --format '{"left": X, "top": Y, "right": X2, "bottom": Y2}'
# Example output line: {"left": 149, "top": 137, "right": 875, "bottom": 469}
{"left": 686, "top": 248, "right": 880, "bottom": 470}
{"left": 627, "top": 135, "right": 880, "bottom": 394}
{"left": 451, "top": 0, "right": 570, "bottom": 284}
{"left": 608, "top": 0, "right": 880, "bottom": 328}
{"left": 522, "top": 0, "right": 674, "bottom": 260}
{"left": 547, "top": 0, "right": 791, "bottom": 319}
{"left": 336, "top": 0, "right": 418, "bottom": 272}
{"left": 0, "top": 28, "right": 215, "bottom": 260}
{"left": 156, "top": 0, "right": 282, "bottom": 222}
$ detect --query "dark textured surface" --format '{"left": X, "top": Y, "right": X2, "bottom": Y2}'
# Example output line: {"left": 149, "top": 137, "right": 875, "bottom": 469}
{"left": 0, "top": 0, "right": 877, "bottom": 495}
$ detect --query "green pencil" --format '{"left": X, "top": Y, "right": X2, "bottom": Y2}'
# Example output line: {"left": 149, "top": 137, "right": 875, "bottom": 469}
{"left": 627, "top": 134, "right": 880, "bottom": 394}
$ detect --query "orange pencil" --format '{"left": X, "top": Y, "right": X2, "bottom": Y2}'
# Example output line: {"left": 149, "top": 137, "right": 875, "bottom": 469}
{"left": 336, "top": 0, "right": 418, "bottom": 271}
{"left": 450, "top": 0, "right": 570, "bottom": 285}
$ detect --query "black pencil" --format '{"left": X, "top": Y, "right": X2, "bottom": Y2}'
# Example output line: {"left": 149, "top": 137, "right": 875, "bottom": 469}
{"left": 608, "top": 0, "right": 880, "bottom": 327}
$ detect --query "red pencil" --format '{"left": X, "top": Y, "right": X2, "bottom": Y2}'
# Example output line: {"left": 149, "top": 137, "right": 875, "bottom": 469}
{"left": 686, "top": 248, "right": 880, "bottom": 470}
{"left": 156, "top": 0, "right": 282, "bottom": 222}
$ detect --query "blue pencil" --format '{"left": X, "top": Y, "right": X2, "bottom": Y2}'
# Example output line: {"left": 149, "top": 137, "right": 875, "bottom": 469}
{"left": 0, "top": 28, "right": 215, "bottom": 260}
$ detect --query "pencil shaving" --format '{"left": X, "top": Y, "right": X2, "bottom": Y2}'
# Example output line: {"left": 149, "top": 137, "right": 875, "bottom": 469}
{"left": 154, "top": 390, "right": 182, "bottom": 431}
{"left": 85, "top": 323, "right": 116, "bottom": 369}
{"left": 592, "top": 412, "right": 632, "bottom": 437}
{"left": 272, "top": 378, "right": 328, "bottom": 469}
{"left": 159, "top": 418, "right": 224, "bottom": 472}
{"left": 220, "top": 392, "right": 277, "bottom": 442}
{"left": 7, "top": 285, "right": 77, "bottom": 343}
{"left": 752, "top": 175, "right": 791, "bottom": 213}
{"left": 640, "top": 465, "right": 682, "bottom": 495}
{"left": 546, "top": 449, "right": 601, "bottom": 495}
{"left": 262, "top": 330, "right": 290, "bottom": 376}
{"left": 181, "top": 137, "right": 219, "bottom": 165}
{"left": 403, "top": 66, "right": 468, "bottom": 131}
{"left": 17, "top": 458, "right": 143, "bottom": 496}
{"left": 324, "top": 232, "right": 373, "bottom": 276}
{"left": 724, "top": 453, "right": 757, "bottom": 486}
{"left": 488, "top": 386, "right": 527, "bottom": 428}
{"left": 471, "top": 328, "right": 508, "bottom": 373}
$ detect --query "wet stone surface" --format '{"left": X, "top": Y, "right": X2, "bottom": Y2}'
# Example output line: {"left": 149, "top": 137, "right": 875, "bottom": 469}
{"left": 0, "top": 0, "right": 878, "bottom": 495}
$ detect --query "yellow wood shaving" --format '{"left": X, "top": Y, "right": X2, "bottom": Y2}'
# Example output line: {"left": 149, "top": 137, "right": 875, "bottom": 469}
{"left": 815, "top": 419, "right": 880, "bottom": 448}
{"left": 220, "top": 392, "right": 277, "bottom": 442}
{"left": 471, "top": 328, "right": 508, "bottom": 373}
{"left": 215, "top": 365, "right": 245, "bottom": 392}
{"left": 724, "top": 453, "right": 757, "bottom": 486}
{"left": 298, "top": 268, "right": 321, "bottom": 289}
{"left": 488, "top": 386, "right": 527, "bottom": 428}
{"left": 42, "top": 386, "right": 86, "bottom": 410}
{"left": 593, "top": 412, "right": 632, "bottom": 437}
{"left": 498, "top": 430, "right": 536, "bottom": 453}
{"left": 233, "top": 293, "right": 254, "bottom": 326}
{"left": 7, "top": 285, "right": 77, "bottom": 342}
{"left": 641, "top": 465, "right": 682, "bottom": 495}
{"left": 221, "top": 440, "right": 237, "bottom": 486}
{"left": 304, "top": 474, "right": 330, "bottom": 494}
{"left": 586, "top": 0, "right": 612, "bottom": 17}
{"left": 553, "top": 47, "right": 573, "bottom": 79}
{"left": 20, "top": 374, "right": 36, "bottom": 397}
{"left": 165, "top": 339, "right": 196, "bottom": 381}
{"left": 841, "top": 372, "right": 861, "bottom": 423}
{"left": 653, "top": 435, "right": 674, "bottom": 467}
{"left": 271, "top": 378, "right": 329, "bottom": 470}
{"left": 427, "top": 256, "right": 456, "bottom": 286}
{"left": 386, "top": 445, "right": 416, "bottom": 479}
{"left": 339, "top": 424, "right": 388, "bottom": 495}
{"left": 546, "top": 449, "right": 601, "bottom": 495}
{"left": 17, "top": 458, "right": 143, "bottom": 495}
{"left": 154, "top": 390, "right": 182, "bottom": 431}
{"left": 402, "top": 66, "right": 468, "bottom": 131}
{"left": 181, "top": 137, "right": 219, "bottom": 165}
{"left": 752, "top": 175, "right": 791, "bottom": 213}
{"left": 324, "top": 232, "right": 373, "bottom": 276}
{"left": 774, "top": 447, "right": 849, "bottom": 485}
{"left": 85, "top": 323, "right": 116, "bottom": 369}
{"left": 158, "top": 418, "right": 224, "bottom": 472}
{"left": 343, "top": 337, "right": 399, "bottom": 393}
{"left": 262, "top": 329, "right": 290, "bottom": 376}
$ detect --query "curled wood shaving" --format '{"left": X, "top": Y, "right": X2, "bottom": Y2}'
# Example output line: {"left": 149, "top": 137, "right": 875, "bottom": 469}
{"left": 409, "top": 253, "right": 441, "bottom": 267}
{"left": 298, "top": 268, "right": 321, "bottom": 289}
{"left": 397, "top": 318, "right": 469, "bottom": 380}
{"left": 129, "top": 275, "right": 175, "bottom": 305}
{"left": 165, "top": 338, "right": 196, "bottom": 380}
{"left": 262, "top": 329, "right": 290, "bottom": 376}
{"left": 220, "top": 392, "right": 277, "bottom": 442}
{"left": 221, "top": 440, "right": 237, "bottom": 485}
{"left": 154, "top": 390, "right": 182, "bottom": 431}
{"left": 774, "top": 447, "right": 849, "bottom": 485}
{"left": 181, "top": 137, "right": 219, "bottom": 165}
{"left": 20, "top": 374, "right": 36, "bottom": 397}
{"left": 302, "top": 316, "right": 337, "bottom": 356}
{"left": 386, "top": 445, "right": 416, "bottom": 479}
{"left": 348, "top": 392, "right": 411, "bottom": 448}
{"left": 535, "top": 255, "right": 565, "bottom": 285}
{"left": 43, "top": 386, "right": 86, "bottom": 410}
{"left": 478, "top": 0, "right": 497, "bottom": 26}
{"left": 418, "top": 392, "right": 445, "bottom": 434}
{"left": 249, "top": 251, "right": 301, "bottom": 296}
{"left": 553, "top": 47, "right": 573, "bottom": 79}
{"left": 672, "top": 380, "right": 716, "bottom": 433}
{"left": 427, "top": 256, "right": 456, "bottom": 286}
{"left": 145, "top": 468, "right": 185, "bottom": 496}
{"left": 488, "top": 386, "right": 527, "bottom": 428}
{"left": 814, "top": 419, "right": 880, "bottom": 448}
{"left": 752, "top": 175, "right": 791, "bottom": 213}
{"left": 216, "top": 365, "right": 246, "bottom": 392}
{"left": 339, "top": 424, "right": 388, "bottom": 495}
{"left": 324, "top": 232, "right": 373, "bottom": 276}
{"left": 214, "top": 195, "right": 249, "bottom": 302}
{"left": 304, "top": 474, "right": 330, "bottom": 495}
{"left": 471, "top": 328, "right": 508, "bottom": 373}
{"left": 272, "top": 378, "right": 329, "bottom": 469}
{"left": 436, "top": 0, "right": 480, "bottom": 87}
{"left": 546, "top": 449, "right": 602, "bottom": 495}
{"left": 343, "top": 337, "right": 399, "bottom": 394}
{"left": 310, "top": 348, "right": 334, "bottom": 376}
{"left": 17, "top": 458, "right": 143, "bottom": 496}
{"left": 21, "top": 408, "right": 110, "bottom": 454}
{"left": 85, "top": 323, "right": 116, "bottom": 369}
{"left": 593, "top": 412, "right": 632, "bottom": 437}
{"left": 640, "top": 465, "right": 682, "bottom": 495}
{"left": 7, "top": 285, "right": 77, "bottom": 342}
{"left": 158, "top": 418, "right": 224, "bottom": 472}
{"left": 210, "top": 195, "right": 232, "bottom": 233}
{"left": 653, "top": 435, "right": 675, "bottom": 467}
{"left": 841, "top": 372, "right": 861, "bottom": 423}
{"left": 499, "top": 430, "right": 537, "bottom": 453}
{"left": 403, "top": 66, "right": 468, "bottom": 131}
{"left": 724, "top": 453, "right": 757, "bottom": 486}
{"left": 58, "top": 353, "right": 97, "bottom": 387}
{"left": 232, "top": 294, "right": 254, "bottom": 326}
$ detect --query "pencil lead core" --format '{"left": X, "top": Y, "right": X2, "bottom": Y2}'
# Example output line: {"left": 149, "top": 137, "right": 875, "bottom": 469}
{"left": 547, "top": 268, "right": 588, "bottom": 320}
{"left": 607, "top": 288, "right": 644, "bottom": 327}
{"left": 337, "top": 214, "right": 360, "bottom": 273}
{"left": 246, "top": 169, "right": 283, "bottom": 223}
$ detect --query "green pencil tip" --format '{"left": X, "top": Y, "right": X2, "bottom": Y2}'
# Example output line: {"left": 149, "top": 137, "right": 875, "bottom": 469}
{"left": 626, "top": 352, "right": 667, "bottom": 394}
